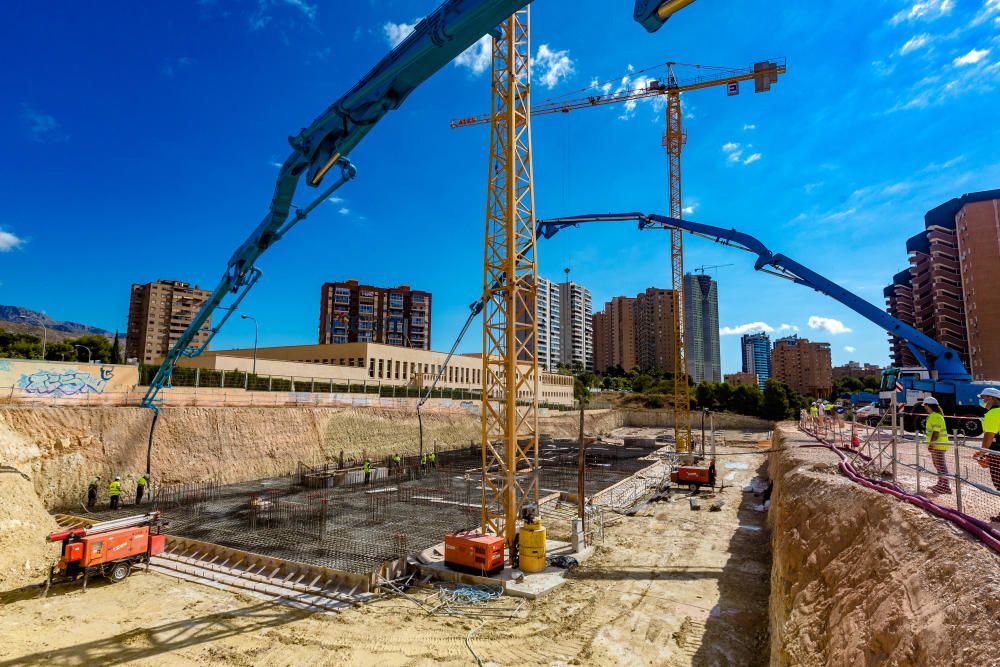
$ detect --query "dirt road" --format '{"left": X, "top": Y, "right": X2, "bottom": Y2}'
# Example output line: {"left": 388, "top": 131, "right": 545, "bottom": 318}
{"left": 0, "top": 440, "right": 772, "bottom": 666}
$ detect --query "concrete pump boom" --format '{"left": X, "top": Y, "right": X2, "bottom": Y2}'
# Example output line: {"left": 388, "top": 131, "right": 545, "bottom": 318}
{"left": 535, "top": 212, "right": 972, "bottom": 382}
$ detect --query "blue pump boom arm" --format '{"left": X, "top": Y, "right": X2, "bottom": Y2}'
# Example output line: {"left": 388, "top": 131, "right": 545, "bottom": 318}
{"left": 536, "top": 212, "right": 971, "bottom": 381}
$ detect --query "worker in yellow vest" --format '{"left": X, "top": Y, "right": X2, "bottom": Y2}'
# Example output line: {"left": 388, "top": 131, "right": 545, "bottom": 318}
{"left": 135, "top": 473, "right": 149, "bottom": 505}
{"left": 809, "top": 402, "right": 819, "bottom": 430}
{"left": 108, "top": 476, "right": 122, "bottom": 510}
{"left": 363, "top": 459, "right": 372, "bottom": 485}
{"left": 976, "top": 388, "right": 1000, "bottom": 519}
{"left": 922, "top": 396, "right": 951, "bottom": 495}
{"left": 428, "top": 451, "right": 437, "bottom": 469}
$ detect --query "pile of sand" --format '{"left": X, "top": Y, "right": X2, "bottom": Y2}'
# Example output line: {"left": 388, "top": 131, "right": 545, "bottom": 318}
{"left": 0, "top": 467, "right": 59, "bottom": 592}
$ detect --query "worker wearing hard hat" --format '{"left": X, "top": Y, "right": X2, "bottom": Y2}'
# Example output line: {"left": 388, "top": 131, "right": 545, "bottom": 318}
{"left": 108, "top": 476, "right": 122, "bottom": 510}
{"left": 922, "top": 397, "right": 951, "bottom": 495}
{"left": 976, "top": 388, "right": 1000, "bottom": 514}
{"left": 135, "top": 473, "right": 149, "bottom": 505}
{"left": 87, "top": 475, "right": 101, "bottom": 510}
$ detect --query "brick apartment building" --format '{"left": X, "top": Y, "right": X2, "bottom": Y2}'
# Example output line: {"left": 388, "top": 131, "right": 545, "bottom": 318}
{"left": 956, "top": 196, "right": 1000, "bottom": 380}
{"left": 885, "top": 189, "right": 1000, "bottom": 379}
{"left": 724, "top": 371, "right": 759, "bottom": 388}
{"left": 592, "top": 288, "right": 676, "bottom": 373}
{"left": 126, "top": 280, "right": 212, "bottom": 364}
{"left": 319, "top": 280, "right": 431, "bottom": 350}
{"left": 832, "top": 361, "right": 884, "bottom": 380}
{"left": 771, "top": 335, "right": 832, "bottom": 397}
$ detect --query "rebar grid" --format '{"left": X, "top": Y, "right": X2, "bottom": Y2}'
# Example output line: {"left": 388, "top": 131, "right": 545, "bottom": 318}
{"left": 74, "top": 441, "right": 649, "bottom": 575}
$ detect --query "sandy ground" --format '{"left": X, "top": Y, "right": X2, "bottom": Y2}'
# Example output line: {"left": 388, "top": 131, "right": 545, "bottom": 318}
{"left": 0, "top": 434, "right": 772, "bottom": 667}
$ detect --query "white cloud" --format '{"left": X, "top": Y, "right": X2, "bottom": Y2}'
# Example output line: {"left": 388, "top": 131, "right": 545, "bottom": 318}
{"left": 722, "top": 142, "right": 761, "bottom": 165}
{"left": 954, "top": 48, "right": 990, "bottom": 66}
{"left": 804, "top": 182, "right": 824, "bottom": 194}
{"left": 338, "top": 207, "right": 350, "bottom": 215}
{"left": 0, "top": 228, "right": 25, "bottom": 252}
{"left": 250, "top": 0, "right": 317, "bottom": 31}
{"left": 890, "top": 0, "right": 954, "bottom": 25}
{"left": 972, "top": 0, "right": 1000, "bottom": 26}
{"left": 21, "top": 104, "right": 65, "bottom": 143}
{"left": 682, "top": 205, "right": 696, "bottom": 215}
{"left": 778, "top": 323, "right": 800, "bottom": 332}
{"left": 743, "top": 123, "right": 756, "bottom": 130}
{"left": 720, "top": 322, "right": 774, "bottom": 336}
{"left": 610, "top": 72, "right": 667, "bottom": 120}
{"left": 808, "top": 316, "right": 853, "bottom": 335}
{"left": 328, "top": 196, "right": 344, "bottom": 203}
{"left": 535, "top": 44, "right": 575, "bottom": 89}
{"left": 269, "top": 160, "right": 283, "bottom": 168}
{"left": 899, "top": 34, "right": 931, "bottom": 55}
{"left": 383, "top": 18, "right": 420, "bottom": 48}
{"left": 844, "top": 346, "right": 857, "bottom": 353}
{"left": 454, "top": 35, "right": 491, "bottom": 75}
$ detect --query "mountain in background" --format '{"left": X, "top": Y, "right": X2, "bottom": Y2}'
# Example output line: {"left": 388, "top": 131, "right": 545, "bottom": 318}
{"left": 0, "top": 305, "right": 115, "bottom": 341}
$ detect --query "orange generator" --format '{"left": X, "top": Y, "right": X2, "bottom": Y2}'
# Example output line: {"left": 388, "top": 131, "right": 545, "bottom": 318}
{"left": 45, "top": 512, "right": 165, "bottom": 592}
{"left": 444, "top": 531, "right": 504, "bottom": 576}
{"left": 671, "top": 459, "right": 717, "bottom": 490}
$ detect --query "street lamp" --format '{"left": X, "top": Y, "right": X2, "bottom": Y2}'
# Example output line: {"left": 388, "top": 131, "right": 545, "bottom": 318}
{"left": 240, "top": 314, "right": 259, "bottom": 376}
{"left": 18, "top": 315, "right": 47, "bottom": 359}
{"left": 74, "top": 344, "right": 92, "bottom": 363}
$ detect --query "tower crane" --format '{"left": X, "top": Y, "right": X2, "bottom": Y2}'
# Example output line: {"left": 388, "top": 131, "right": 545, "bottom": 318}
{"left": 693, "top": 263, "right": 733, "bottom": 274}
{"left": 453, "top": 57, "right": 786, "bottom": 455}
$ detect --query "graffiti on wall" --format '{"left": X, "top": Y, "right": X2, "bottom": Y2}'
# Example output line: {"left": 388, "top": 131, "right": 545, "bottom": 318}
{"left": 18, "top": 367, "right": 116, "bottom": 398}
{"left": 0, "top": 360, "right": 11, "bottom": 372}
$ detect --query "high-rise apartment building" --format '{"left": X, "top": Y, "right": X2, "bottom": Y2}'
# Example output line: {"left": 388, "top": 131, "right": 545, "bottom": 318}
{"left": 126, "top": 280, "right": 212, "bottom": 364}
{"left": 955, "top": 195, "right": 1000, "bottom": 380}
{"left": 536, "top": 277, "right": 562, "bottom": 372}
{"left": 592, "top": 296, "right": 637, "bottom": 373}
{"left": 884, "top": 190, "right": 1000, "bottom": 377}
{"left": 771, "top": 335, "right": 832, "bottom": 397}
{"left": 319, "top": 280, "right": 431, "bottom": 350}
{"left": 683, "top": 273, "right": 721, "bottom": 383}
{"left": 558, "top": 280, "right": 593, "bottom": 370}
{"left": 740, "top": 332, "right": 771, "bottom": 391}
{"left": 635, "top": 288, "right": 676, "bottom": 373}
{"left": 592, "top": 288, "right": 676, "bottom": 374}
{"left": 832, "top": 361, "right": 884, "bottom": 380}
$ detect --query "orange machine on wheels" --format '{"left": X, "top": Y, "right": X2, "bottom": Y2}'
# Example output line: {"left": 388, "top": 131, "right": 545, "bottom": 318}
{"left": 44, "top": 512, "right": 165, "bottom": 593}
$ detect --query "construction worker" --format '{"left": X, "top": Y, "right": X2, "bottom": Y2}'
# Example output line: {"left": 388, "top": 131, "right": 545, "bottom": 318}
{"left": 86, "top": 475, "right": 101, "bottom": 510}
{"left": 135, "top": 473, "right": 149, "bottom": 505}
{"left": 976, "top": 388, "right": 1000, "bottom": 518}
{"left": 428, "top": 451, "right": 437, "bottom": 469}
{"left": 108, "top": 476, "right": 122, "bottom": 510}
{"left": 420, "top": 453, "right": 427, "bottom": 471}
{"left": 391, "top": 452, "right": 402, "bottom": 469}
{"left": 922, "top": 397, "right": 951, "bottom": 495}
{"left": 363, "top": 458, "right": 371, "bottom": 485}
{"left": 809, "top": 402, "right": 819, "bottom": 430}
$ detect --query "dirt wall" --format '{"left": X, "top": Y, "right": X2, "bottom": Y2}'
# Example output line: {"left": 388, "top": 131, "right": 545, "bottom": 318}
{"left": 768, "top": 424, "right": 1000, "bottom": 665}
{"left": 0, "top": 406, "right": 620, "bottom": 510}
{"left": 621, "top": 409, "right": 773, "bottom": 431}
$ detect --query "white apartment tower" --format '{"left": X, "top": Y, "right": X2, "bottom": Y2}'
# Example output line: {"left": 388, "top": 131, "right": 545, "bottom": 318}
{"left": 536, "top": 277, "right": 562, "bottom": 372}
{"left": 558, "top": 279, "right": 593, "bottom": 371}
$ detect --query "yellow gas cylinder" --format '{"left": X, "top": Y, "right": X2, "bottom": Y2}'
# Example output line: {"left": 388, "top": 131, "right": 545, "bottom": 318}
{"left": 518, "top": 519, "right": 546, "bottom": 573}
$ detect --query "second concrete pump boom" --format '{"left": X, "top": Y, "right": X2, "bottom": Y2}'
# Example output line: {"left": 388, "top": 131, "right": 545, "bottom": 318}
{"left": 536, "top": 211, "right": 972, "bottom": 383}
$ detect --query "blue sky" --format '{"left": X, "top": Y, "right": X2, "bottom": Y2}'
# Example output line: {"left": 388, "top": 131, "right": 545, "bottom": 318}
{"left": 1, "top": 0, "right": 998, "bottom": 373}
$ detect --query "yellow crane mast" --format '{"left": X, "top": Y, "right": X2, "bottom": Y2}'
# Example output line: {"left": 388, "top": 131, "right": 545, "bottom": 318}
{"left": 481, "top": 7, "right": 539, "bottom": 553}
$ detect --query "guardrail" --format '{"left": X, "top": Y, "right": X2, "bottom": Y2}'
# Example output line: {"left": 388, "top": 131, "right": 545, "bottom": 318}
{"left": 799, "top": 411, "right": 1000, "bottom": 527}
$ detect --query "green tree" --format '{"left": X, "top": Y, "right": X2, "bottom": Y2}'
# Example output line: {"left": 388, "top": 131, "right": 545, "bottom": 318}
{"left": 66, "top": 334, "right": 112, "bottom": 363}
{"left": 762, "top": 378, "right": 790, "bottom": 420}
{"left": 714, "top": 382, "right": 734, "bottom": 410}
{"left": 110, "top": 330, "right": 122, "bottom": 365}
{"left": 731, "top": 384, "right": 763, "bottom": 417}
{"left": 694, "top": 381, "right": 716, "bottom": 410}
{"left": 44, "top": 341, "right": 76, "bottom": 361}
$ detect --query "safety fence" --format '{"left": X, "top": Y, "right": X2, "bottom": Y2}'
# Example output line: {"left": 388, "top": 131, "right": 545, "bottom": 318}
{"left": 799, "top": 411, "right": 1000, "bottom": 532}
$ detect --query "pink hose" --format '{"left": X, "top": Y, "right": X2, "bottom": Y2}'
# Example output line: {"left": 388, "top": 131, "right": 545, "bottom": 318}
{"left": 798, "top": 429, "right": 1000, "bottom": 554}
